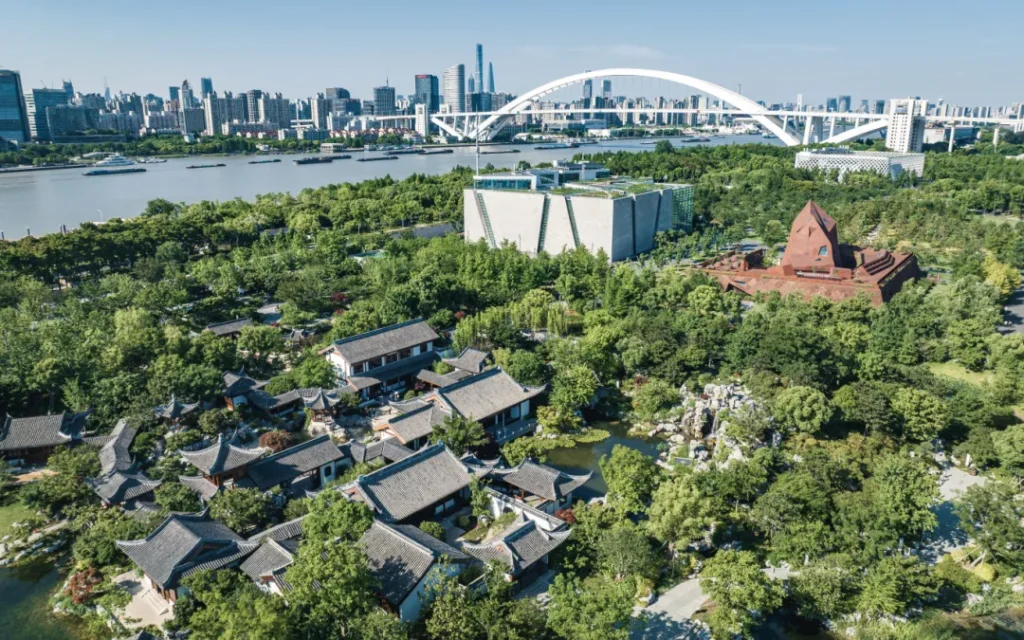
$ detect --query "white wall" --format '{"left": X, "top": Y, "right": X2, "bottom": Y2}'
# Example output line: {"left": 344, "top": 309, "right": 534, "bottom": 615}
{"left": 572, "top": 196, "right": 617, "bottom": 258}
{"left": 399, "top": 562, "right": 463, "bottom": 621}
{"left": 543, "top": 195, "right": 577, "bottom": 255}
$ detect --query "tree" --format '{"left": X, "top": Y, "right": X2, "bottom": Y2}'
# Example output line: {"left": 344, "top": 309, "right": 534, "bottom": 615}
{"left": 423, "top": 570, "right": 478, "bottom": 640}
{"left": 550, "top": 365, "right": 597, "bottom": 412}
{"left": 646, "top": 473, "right": 717, "bottom": 548}
{"left": 72, "top": 506, "right": 154, "bottom": 568}
{"left": 181, "top": 569, "right": 297, "bottom": 640}
{"left": 469, "top": 477, "right": 491, "bottom": 518}
{"left": 198, "top": 408, "right": 240, "bottom": 438}
{"left": 832, "top": 381, "right": 895, "bottom": 435}
{"left": 354, "top": 609, "right": 410, "bottom": 640}
{"left": 258, "top": 429, "right": 293, "bottom": 453}
{"left": 773, "top": 386, "right": 832, "bottom": 435}
{"left": 631, "top": 378, "right": 677, "bottom": 422}
{"left": 955, "top": 480, "right": 1024, "bottom": 570}
{"left": 301, "top": 488, "right": 374, "bottom": 546}
{"left": 991, "top": 423, "right": 1024, "bottom": 475}
{"left": 654, "top": 140, "right": 674, "bottom": 154}
{"left": 286, "top": 539, "right": 376, "bottom": 638}
{"left": 546, "top": 574, "right": 635, "bottom": 640}
{"left": 599, "top": 445, "right": 662, "bottom": 515}
{"left": 699, "top": 550, "right": 784, "bottom": 639}
{"left": 21, "top": 446, "right": 101, "bottom": 512}
{"left": 0, "top": 459, "right": 12, "bottom": 493}
{"left": 790, "top": 555, "right": 856, "bottom": 621}
{"left": 154, "top": 482, "right": 202, "bottom": 513}
{"left": 419, "top": 520, "right": 446, "bottom": 541}
{"left": 855, "top": 555, "right": 936, "bottom": 618}
{"left": 597, "top": 521, "right": 658, "bottom": 581}
{"left": 429, "top": 414, "right": 488, "bottom": 456}
{"left": 493, "top": 348, "right": 548, "bottom": 386}
{"left": 870, "top": 455, "right": 938, "bottom": 543}
{"left": 891, "top": 387, "right": 948, "bottom": 442}
{"left": 237, "top": 324, "right": 284, "bottom": 372}
{"left": 209, "top": 487, "right": 271, "bottom": 533}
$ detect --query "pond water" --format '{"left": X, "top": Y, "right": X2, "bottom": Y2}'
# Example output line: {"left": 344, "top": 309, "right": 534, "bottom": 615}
{"left": 543, "top": 419, "right": 662, "bottom": 502}
{"left": 0, "top": 558, "right": 84, "bottom": 640}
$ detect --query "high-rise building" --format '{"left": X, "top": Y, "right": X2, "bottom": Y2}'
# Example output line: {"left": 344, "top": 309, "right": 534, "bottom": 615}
{"left": 886, "top": 98, "right": 927, "bottom": 153}
{"left": 838, "top": 95, "right": 852, "bottom": 113}
{"left": 467, "top": 76, "right": 475, "bottom": 95}
{"left": 179, "top": 80, "right": 194, "bottom": 110}
{"left": 373, "top": 85, "right": 396, "bottom": 117}
{"left": 361, "top": 100, "right": 375, "bottom": 116}
{"left": 246, "top": 90, "right": 264, "bottom": 123}
{"left": 325, "top": 87, "right": 350, "bottom": 102}
{"left": 414, "top": 74, "right": 440, "bottom": 114}
{"left": 474, "top": 44, "right": 484, "bottom": 96}
{"left": 169, "top": 86, "right": 180, "bottom": 102}
{"left": 25, "top": 88, "right": 68, "bottom": 141}
{"left": 203, "top": 92, "right": 246, "bottom": 136}
{"left": 414, "top": 104, "right": 429, "bottom": 137}
{"left": 488, "top": 62, "right": 495, "bottom": 93}
{"left": 200, "top": 77, "right": 214, "bottom": 99}
{"left": 62, "top": 80, "right": 74, "bottom": 104}
{"left": 859, "top": 99, "right": 869, "bottom": 113}
{"left": 826, "top": 97, "right": 838, "bottom": 112}
{"left": 582, "top": 75, "right": 593, "bottom": 101}
{"left": 602, "top": 80, "right": 612, "bottom": 100}
{"left": 258, "top": 93, "right": 291, "bottom": 129}
{"left": 874, "top": 99, "right": 887, "bottom": 115}
{"left": 0, "top": 69, "right": 30, "bottom": 143}
{"left": 443, "top": 64, "right": 465, "bottom": 113}
{"left": 311, "top": 93, "right": 331, "bottom": 129}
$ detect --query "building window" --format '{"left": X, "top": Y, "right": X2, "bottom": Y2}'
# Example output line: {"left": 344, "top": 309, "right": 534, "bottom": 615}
{"left": 818, "top": 246, "right": 828, "bottom": 256}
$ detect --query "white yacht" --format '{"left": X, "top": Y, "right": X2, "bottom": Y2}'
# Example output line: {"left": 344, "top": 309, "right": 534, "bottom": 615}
{"left": 83, "top": 154, "right": 147, "bottom": 176}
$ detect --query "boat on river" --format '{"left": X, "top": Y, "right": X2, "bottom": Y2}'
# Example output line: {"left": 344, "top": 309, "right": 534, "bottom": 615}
{"left": 421, "top": 149, "right": 454, "bottom": 155}
{"left": 83, "top": 154, "right": 146, "bottom": 176}
{"left": 534, "top": 142, "right": 579, "bottom": 150}
{"left": 294, "top": 156, "right": 335, "bottom": 165}
{"left": 247, "top": 158, "right": 282, "bottom": 164}
{"left": 186, "top": 163, "right": 226, "bottom": 169}
{"left": 357, "top": 156, "right": 399, "bottom": 162}
{"left": 481, "top": 149, "right": 521, "bottom": 155}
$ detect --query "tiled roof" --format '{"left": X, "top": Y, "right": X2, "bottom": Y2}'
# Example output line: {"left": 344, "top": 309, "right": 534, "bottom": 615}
{"left": 247, "top": 516, "right": 305, "bottom": 544}
{"left": 95, "top": 419, "right": 137, "bottom": 475}
{"left": 178, "top": 475, "right": 221, "bottom": 502}
{"left": 239, "top": 538, "right": 296, "bottom": 588}
{"left": 361, "top": 520, "right": 468, "bottom": 607}
{"left": 180, "top": 436, "right": 267, "bottom": 476}
{"left": 461, "top": 515, "right": 570, "bottom": 576}
{"left": 300, "top": 388, "right": 343, "bottom": 411}
{"left": 488, "top": 458, "right": 591, "bottom": 502}
{"left": 436, "top": 369, "right": 545, "bottom": 421}
{"left": 89, "top": 471, "right": 162, "bottom": 504}
{"left": 244, "top": 435, "right": 344, "bottom": 491}
{"left": 153, "top": 395, "right": 200, "bottom": 420}
{"left": 326, "top": 318, "right": 439, "bottom": 365}
{"left": 415, "top": 369, "right": 461, "bottom": 388}
{"left": 0, "top": 411, "right": 90, "bottom": 452}
{"left": 386, "top": 402, "right": 450, "bottom": 445}
{"left": 443, "top": 347, "right": 491, "bottom": 374}
{"left": 347, "top": 442, "right": 472, "bottom": 522}
{"left": 116, "top": 512, "right": 254, "bottom": 588}
{"left": 345, "top": 351, "right": 439, "bottom": 392}
{"left": 205, "top": 318, "right": 253, "bottom": 337}
{"left": 223, "top": 369, "right": 268, "bottom": 397}
{"left": 343, "top": 439, "right": 414, "bottom": 465}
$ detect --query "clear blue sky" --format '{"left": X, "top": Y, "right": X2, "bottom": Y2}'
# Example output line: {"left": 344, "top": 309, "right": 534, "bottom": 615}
{"left": 4, "top": 0, "right": 1020, "bottom": 107}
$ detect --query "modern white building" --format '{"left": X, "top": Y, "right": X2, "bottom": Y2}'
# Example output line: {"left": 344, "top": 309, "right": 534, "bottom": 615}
{"left": 886, "top": 98, "right": 927, "bottom": 152}
{"left": 795, "top": 147, "right": 925, "bottom": 180}
{"left": 443, "top": 64, "right": 465, "bottom": 113}
{"left": 465, "top": 163, "right": 694, "bottom": 261}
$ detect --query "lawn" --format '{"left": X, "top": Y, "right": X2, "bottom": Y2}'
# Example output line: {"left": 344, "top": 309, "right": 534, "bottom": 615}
{"left": 0, "top": 493, "right": 36, "bottom": 538}
{"left": 927, "top": 361, "right": 994, "bottom": 387}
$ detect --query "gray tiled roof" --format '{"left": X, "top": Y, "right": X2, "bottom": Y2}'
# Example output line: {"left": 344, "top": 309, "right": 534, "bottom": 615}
{"left": 386, "top": 403, "right": 449, "bottom": 445}
{"left": 345, "top": 351, "right": 439, "bottom": 392}
{"left": 180, "top": 436, "right": 267, "bottom": 476}
{"left": 205, "top": 318, "right": 253, "bottom": 337}
{"left": 116, "top": 512, "right": 253, "bottom": 588}
{"left": 89, "top": 471, "right": 162, "bottom": 504}
{"left": 461, "top": 515, "right": 570, "bottom": 576}
{"left": 361, "top": 521, "right": 468, "bottom": 607}
{"left": 247, "top": 516, "right": 305, "bottom": 543}
{"left": 488, "top": 458, "right": 591, "bottom": 502}
{"left": 444, "top": 347, "right": 491, "bottom": 374}
{"left": 245, "top": 435, "right": 344, "bottom": 491}
{"left": 239, "top": 538, "right": 296, "bottom": 586}
{"left": 223, "top": 369, "right": 268, "bottom": 397}
{"left": 327, "top": 318, "right": 439, "bottom": 365}
{"left": 436, "top": 369, "right": 545, "bottom": 422}
{"left": 178, "top": 475, "right": 221, "bottom": 502}
{"left": 300, "top": 388, "right": 342, "bottom": 410}
{"left": 343, "top": 439, "right": 414, "bottom": 465}
{"left": 96, "top": 419, "right": 137, "bottom": 475}
{"left": 153, "top": 395, "right": 200, "bottom": 420}
{"left": 348, "top": 442, "right": 472, "bottom": 522}
{"left": 0, "top": 411, "right": 90, "bottom": 452}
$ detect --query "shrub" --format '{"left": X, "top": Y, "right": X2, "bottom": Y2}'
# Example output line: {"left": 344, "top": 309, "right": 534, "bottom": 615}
{"left": 418, "top": 521, "right": 446, "bottom": 540}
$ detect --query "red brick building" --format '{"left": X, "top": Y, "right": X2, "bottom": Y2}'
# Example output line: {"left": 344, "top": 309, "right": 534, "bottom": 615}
{"left": 701, "top": 201, "right": 920, "bottom": 306}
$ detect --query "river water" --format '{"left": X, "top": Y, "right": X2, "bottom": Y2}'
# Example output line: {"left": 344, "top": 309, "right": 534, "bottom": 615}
{"left": 0, "top": 135, "right": 779, "bottom": 240}
{"left": 0, "top": 559, "right": 84, "bottom": 640}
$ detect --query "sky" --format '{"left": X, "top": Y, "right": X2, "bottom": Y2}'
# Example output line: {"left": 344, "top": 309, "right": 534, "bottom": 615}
{"left": 4, "top": 0, "right": 1021, "bottom": 107}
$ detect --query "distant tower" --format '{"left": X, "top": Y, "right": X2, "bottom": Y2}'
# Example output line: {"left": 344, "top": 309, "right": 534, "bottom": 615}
{"left": 582, "top": 72, "right": 593, "bottom": 101}
{"left": 487, "top": 62, "right": 495, "bottom": 93}
{"left": 474, "top": 44, "right": 484, "bottom": 95}
{"left": 468, "top": 76, "right": 475, "bottom": 95}
{"left": 602, "top": 80, "right": 612, "bottom": 100}
{"left": 62, "top": 80, "right": 74, "bottom": 104}
{"left": 103, "top": 77, "right": 111, "bottom": 103}
{"left": 200, "top": 77, "right": 214, "bottom": 99}
{"left": 443, "top": 64, "right": 466, "bottom": 114}
{"left": 180, "top": 80, "right": 193, "bottom": 111}
{"left": 169, "top": 86, "right": 180, "bottom": 102}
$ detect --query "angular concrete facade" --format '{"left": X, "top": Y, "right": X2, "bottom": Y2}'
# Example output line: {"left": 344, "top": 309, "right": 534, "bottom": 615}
{"left": 464, "top": 187, "right": 676, "bottom": 261}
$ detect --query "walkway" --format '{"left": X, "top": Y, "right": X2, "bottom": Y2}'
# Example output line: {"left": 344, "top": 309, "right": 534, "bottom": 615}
{"left": 999, "top": 285, "right": 1024, "bottom": 335}
{"left": 112, "top": 570, "right": 174, "bottom": 629}
{"left": 920, "top": 458, "right": 988, "bottom": 564}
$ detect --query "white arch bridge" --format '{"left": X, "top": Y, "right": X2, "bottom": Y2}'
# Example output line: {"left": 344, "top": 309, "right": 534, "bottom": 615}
{"left": 359, "top": 68, "right": 1021, "bottom": 146}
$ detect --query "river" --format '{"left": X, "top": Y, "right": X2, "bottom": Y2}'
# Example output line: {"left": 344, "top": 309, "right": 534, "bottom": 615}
{"left": 0, "top": 558, "right": 85, "bottom": 640}
{"left": 0, "top": 135, "right": 780, "bottom": 240}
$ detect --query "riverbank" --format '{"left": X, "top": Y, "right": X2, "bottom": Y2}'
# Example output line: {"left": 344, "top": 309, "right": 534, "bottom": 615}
{"left": 0, "top": 558, "right": 85, "bottom": 640}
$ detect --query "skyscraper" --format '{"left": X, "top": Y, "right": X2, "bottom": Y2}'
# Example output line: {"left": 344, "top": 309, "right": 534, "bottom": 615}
{"left": 24, "top": 89, "right": 68, "bottom": 140}
{"left": 443, "top": 64, "right": 465, "bottom": 113}
{"left": 179, "top": 80, "right": 194, "bottom": 111}
{"left": 415, "top": 74, "right": 440, "bottom": 114}
{"left": 602, "top": 80, "right": 612, "bottom": 100}
{"left": 874, "top": 99, "right": 887, "bottom": 115}
{"left": 246, "top": 90, "right": 263, "bottom": 123}
{"left": 169, "top": 86, "right": 180, "bottom": 102}
{"left": 826, "top": 97, "right": 838, "bottom": 112}
{"left": 200, "top": 77, "right": 214, "bottom": 99}
{"left": 62, "top": 80, "right": 74, "bottom": 104}
{"left": 0, "top": 69, "right": 30, "bottom": 143}
{"left": 374, "top": 85, "right": 396, "bottom": 117}
{"left": 838, "top": 95, "right": 852, "bottom": 113}
{"left": 474, "top": 44, "right": 484, "bottom": 96}
{"left": 467, "top": 77, "right": 475, "bottom": 95}
{"left": 325, "top": 87, "right": 350, "bottom": 101}
{"left": 487, "top": 63, "right": 495, "bottom": 93}
{"left": 886, "top": 98, "right": 926, "bottom": 153}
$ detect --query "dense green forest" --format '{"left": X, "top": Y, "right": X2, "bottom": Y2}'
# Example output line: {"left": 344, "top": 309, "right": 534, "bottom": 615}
{"left": 2, "top": 143, "right": 1024, "bottom": 639}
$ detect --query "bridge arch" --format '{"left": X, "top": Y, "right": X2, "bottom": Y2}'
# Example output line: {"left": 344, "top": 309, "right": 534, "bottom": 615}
{"left": 469, "top": 68, "right": 802, "bottom": 145}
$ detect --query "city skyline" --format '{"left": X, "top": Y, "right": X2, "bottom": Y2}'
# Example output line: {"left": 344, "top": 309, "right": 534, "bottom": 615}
{"left": 4, "top": 0, "right": 1023, "bottom": 106}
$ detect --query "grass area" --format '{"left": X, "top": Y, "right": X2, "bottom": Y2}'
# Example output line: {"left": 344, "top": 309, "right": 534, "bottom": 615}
{"left": 0, "top": 493, "right": 36, "bottom": 537}
{"left": 927, "top": 361, "right": 994, "bottom": 386}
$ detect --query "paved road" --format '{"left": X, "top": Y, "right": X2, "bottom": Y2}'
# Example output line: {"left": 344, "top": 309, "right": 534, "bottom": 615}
{"left": 999, "top": 285, "right": 1024, "bottom": 335}
{"left": 920, "top": 461, "right": 988, "bottom": 563}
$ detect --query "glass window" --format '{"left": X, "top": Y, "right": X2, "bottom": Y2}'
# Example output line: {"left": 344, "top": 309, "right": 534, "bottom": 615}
{"left": 818, "top": 246, "right": 828, "bottom": 256}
